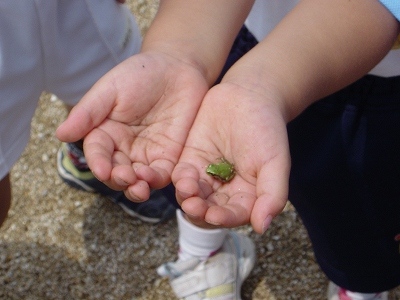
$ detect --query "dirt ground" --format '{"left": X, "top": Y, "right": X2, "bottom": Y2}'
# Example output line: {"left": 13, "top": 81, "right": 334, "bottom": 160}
{"left": 0, "top": 1, "right": 399, "bottom": 299}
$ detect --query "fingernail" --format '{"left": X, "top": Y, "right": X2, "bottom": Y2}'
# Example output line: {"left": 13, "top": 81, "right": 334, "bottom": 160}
{"left": 262, "top": 215, "right": 273, "bottom": 234}
{"left": 206, "top": 220, "right": 222, "bottom": 226}
{"left": 114, "top": 177, "right": 129, "bottom": 187}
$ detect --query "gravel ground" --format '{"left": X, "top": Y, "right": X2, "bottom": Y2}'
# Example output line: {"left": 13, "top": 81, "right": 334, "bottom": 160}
{"left": 1, "top": 1, "right": 399, "bottom": 299}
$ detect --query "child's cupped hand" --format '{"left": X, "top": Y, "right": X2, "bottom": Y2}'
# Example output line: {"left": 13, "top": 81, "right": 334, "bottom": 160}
{"left": 57, "top": 51, "right": 209, "bottom": 201}
{"left": 172, "top": 81, "right": 291, "bottom": 234}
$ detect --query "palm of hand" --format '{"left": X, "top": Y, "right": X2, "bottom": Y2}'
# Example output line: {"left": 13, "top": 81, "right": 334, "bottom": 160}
{"left": 172, "top": 82, "right": 291, "bottom": 233}
{"left": 60, "top": 53, "right": 209, "bottom": 201}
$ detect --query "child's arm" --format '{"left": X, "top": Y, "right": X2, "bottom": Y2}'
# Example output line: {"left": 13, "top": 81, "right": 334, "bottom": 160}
{"left": 173, "top": 0, "right": 400, "bottom": 233}
{"left": 225, "top": 0, "right": 399, "bottom": 122}
{"left": 142, "top": 0, "right": 254, "bottom": 85}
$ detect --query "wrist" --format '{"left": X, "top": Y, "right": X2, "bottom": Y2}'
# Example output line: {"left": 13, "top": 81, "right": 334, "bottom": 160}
{"left": 221, "top": 63, "right": 304, "bottom": 124}
{"left": 141, "top": 0, "right": 254, "bottom": 86}
{"left": 141, "top": 40, "right": 213, "bottom": 85}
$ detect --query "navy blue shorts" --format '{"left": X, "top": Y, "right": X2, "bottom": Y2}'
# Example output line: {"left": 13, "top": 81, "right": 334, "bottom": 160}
{"left": 287, "top": 75, "right": 400, "bottom": 292}
{"left": 221, "top": 26, "right": 400, "bottom": 292}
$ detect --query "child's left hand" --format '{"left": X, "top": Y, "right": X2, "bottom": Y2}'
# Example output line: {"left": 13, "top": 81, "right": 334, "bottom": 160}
{"left": 172, "top": 81, "right": 291, "bottom": 234}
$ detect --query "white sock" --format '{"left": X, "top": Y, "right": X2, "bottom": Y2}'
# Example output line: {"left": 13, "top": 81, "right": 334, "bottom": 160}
{"left": 176, "top": 209, "right": 228, "bottom": 261}
{"left": 346, "top": 290, "right": 381, "bottom": 300}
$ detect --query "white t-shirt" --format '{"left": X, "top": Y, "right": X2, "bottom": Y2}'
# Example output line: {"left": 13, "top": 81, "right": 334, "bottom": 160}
{"left": 0, "top": 0, "right": 141, "bottom": 179}
{"left": 245, "top": 0, "right": 400, "bottom": 77}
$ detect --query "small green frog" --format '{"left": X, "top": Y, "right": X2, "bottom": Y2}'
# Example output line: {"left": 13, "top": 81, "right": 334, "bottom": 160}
{"left": 206, "top": 158, "right": 235, "bottom": 182}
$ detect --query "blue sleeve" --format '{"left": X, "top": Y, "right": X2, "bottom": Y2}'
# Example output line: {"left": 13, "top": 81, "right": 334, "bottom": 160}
{"left": 379, "top": 0, "right": 400, "bottom": 21}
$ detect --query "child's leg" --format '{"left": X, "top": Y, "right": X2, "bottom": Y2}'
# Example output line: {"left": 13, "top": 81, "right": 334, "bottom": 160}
{"left": 0, "top": 4, "right": 61, "bottom": 235}
{"left": 0, "top": 174, "right": 12, "bottom": 227}
{"left": 0, "top": 3, "right": 45, "bottom": 228}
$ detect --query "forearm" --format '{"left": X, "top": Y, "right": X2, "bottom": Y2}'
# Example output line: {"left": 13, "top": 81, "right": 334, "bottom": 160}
{"left": 142, "top": 0, "right": 254, "bottom": 85}
{"left": 222, "top": 0, "right": 400, "bottom": 122}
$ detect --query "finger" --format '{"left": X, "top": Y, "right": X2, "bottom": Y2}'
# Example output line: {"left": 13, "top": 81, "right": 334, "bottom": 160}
{"left": 134, "top": 165, "right": 168, "bottom": 190}
{"left": 206, "top": 192, "right": 254, "bottom": 227}
{"left": 172, "top": 162, "right": 200, "bottom": 203}
{"left": 181, "top": 192, "right": 254, "bottom": 228}
{"left": 181, "top": 196, "right": 209, "bottom": 219}
{"left": 83, "top": 128, "right": 116, "bottom": 182}
{"left": 108, "top": 156, "right": 138, "bottom": 189}
{"left": 125, "top": 180, "right": 151, "bottom": 202}
{"left": 203, "top": 190, "right": 255, "bottom": 227}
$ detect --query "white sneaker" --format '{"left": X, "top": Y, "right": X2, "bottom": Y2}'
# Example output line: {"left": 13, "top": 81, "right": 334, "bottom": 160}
{"left": 157, "top": 231, "right": 256, "bottom": 300}
{"left": 327, "top": 281, "right": 388, "bottom": 300}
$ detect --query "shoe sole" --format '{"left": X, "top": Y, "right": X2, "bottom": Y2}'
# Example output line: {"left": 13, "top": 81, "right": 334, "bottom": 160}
{"left": 115, "top": 199, "right": 165, "bottom": 224}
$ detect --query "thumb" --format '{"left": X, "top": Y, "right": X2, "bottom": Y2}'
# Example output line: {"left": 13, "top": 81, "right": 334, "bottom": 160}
{"left": 250, "top": 154, "right": 290, "bottom": 234}
{"left": 56, "top": 75, "right": 117, "bottom": 142}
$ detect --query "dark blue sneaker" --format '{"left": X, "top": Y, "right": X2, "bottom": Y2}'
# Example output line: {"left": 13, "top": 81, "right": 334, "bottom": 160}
{"left": 57, "top": 142, "right": 176, "bottom": 223}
